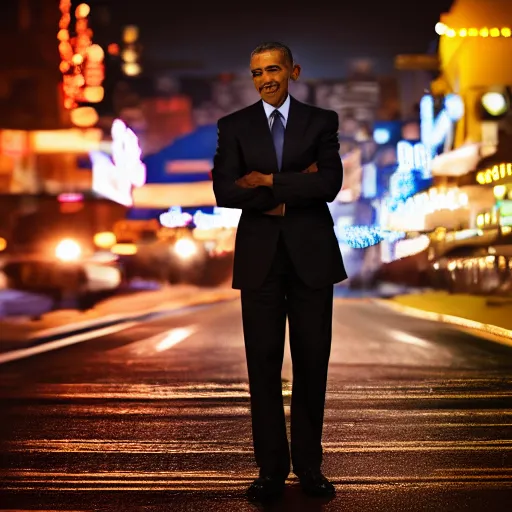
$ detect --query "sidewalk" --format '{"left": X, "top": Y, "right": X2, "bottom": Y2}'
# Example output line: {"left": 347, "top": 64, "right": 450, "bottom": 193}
{"left": 0, "top": 284, "right": 240, "bottom": 349}
{"left": 376, "top": 290, "right": 512, "bottom": 342}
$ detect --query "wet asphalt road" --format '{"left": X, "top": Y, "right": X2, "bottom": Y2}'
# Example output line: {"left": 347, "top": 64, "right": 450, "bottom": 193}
{"left": 1, "top": 296, "right": 512, "bottom": 511}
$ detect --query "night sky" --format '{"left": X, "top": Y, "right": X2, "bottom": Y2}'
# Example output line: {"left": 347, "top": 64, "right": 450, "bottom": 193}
{"left": 96, "top": 0, "right": 455, "bottom": 78}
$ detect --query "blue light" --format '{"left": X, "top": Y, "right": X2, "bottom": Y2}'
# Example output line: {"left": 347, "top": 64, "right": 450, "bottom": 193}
{"left": 389, "top": 170, "right": 418, "bottom": 201}
{"left": 444, "top": 93, "right": 465, "bottom": 120}
{"left": 373, "top": 128, "right": 391, "bottom": 145}
{"left": 339, "top": 225, "right": 405, "bottom": 249}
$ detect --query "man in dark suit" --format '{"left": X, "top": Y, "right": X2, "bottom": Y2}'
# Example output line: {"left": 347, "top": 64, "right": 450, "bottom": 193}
{"left": 211, "top": 41, "right": 347, "bottom": 502}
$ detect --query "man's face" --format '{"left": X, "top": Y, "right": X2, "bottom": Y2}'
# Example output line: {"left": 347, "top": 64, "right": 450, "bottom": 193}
{"left": 250, "top": 50, "right": 300, "bottom": 107}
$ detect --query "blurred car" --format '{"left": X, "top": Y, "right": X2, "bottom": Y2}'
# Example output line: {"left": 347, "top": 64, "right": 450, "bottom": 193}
{"left": 427, "top": 245, "right": 512, "bottom": 295}
{"left": 115, "top": 224, "right": 234, "bottom": 287}
{"left": 0, "top": 197, "right": 123, "bottom": 309}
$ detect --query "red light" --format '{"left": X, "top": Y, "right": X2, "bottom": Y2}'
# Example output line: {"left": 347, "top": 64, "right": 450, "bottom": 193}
{"left": 107, "top": 43, "right": 120, "bottom": 56}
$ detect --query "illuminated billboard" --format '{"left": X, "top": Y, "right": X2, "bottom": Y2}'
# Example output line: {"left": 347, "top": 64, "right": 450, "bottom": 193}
{"left": 90, "top": 119, "right": 146, "bottom": 206}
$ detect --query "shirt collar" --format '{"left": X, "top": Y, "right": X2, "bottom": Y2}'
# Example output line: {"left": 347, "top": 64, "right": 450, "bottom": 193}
{"left": 262, "top": 94, "right": 290, "bottom": 123}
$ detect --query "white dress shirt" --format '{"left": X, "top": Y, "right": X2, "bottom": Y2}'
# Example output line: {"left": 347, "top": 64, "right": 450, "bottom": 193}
{"left": 261, "top": 94, "right": 289, "bottom": 215}
{"left": 262, "top": 94, "right": 290, "bottom": 129}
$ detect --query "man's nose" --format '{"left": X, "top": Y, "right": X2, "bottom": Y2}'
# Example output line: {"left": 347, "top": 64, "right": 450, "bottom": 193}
{"left": 261, "top": 72, "right": 272, "bottom": 83}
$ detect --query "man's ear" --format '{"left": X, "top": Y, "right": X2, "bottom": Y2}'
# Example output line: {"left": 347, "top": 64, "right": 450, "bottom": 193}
{"left": 290, "top": 64, "right": 301, "bottom": 81}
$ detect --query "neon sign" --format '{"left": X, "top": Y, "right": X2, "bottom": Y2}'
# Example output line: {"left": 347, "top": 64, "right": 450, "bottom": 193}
{"left": 90, "top": 119, "right": 146, "bottom": 206}
{"left": 159, "top": 206, "right": 193, "bottom": 227}
{"left": 395, "top": 94, "right": 464, "bottom": 179}
{"left": 390, "top": 141, "right": 431, "bottom": 199}
{"left": 58, "top": 192, "right": 83, "bottom": 203}
{"left": 420, "top": 93, "right": 464, "bottom": 160}
{"left": 396, "top": 141, "right": 430, "bottom": 176}
{"left": 387, "top": 93, "right": 464, "bottom": 209}
{"left": 159, "top": 206, "right": 241, "bottom": 230}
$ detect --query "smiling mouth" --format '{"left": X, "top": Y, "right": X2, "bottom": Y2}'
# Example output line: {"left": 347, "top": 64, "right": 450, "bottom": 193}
{"left": 263, "top": 85, "right": 279, "bottom": 94}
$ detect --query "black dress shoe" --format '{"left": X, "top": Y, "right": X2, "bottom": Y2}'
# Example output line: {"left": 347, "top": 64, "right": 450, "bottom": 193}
{"left": 246, "top": 475, "right": 286, "bottom": 502}
{"left": 295, "top": 469, "right": 336, "bottom": 497}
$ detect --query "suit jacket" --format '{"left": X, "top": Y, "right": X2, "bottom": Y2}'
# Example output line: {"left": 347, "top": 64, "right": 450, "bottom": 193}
{"left": 211, "top": 95, "right": 347, "bottom": 290}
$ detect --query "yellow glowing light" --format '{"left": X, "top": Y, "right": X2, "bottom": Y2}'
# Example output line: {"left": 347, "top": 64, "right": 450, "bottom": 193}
{"left": 494, "top": 185, "right": 506, "bottom": 199}
{"left": 468, "top": 28, "right": 479, "bottom": 36}
{"left": 86, "top": 44, "right": 104, "bottom": 62}
{"left": 59, "top": 15, "right": 71, "bottom": 30}
{"left": 121, "top": 48, "right": 137, "bottom": 63}
{"left": 122, "top": 62, "right": 141, "bottom": 76}
{"left": 59, "top": 61, "right": 70, "bottom": 73}
{"left": 75, "top": 3, "right": 90, "bottom": 19}
{"left": 57, "top": 29, "right": 69, "bottom": 41}
{"left": 480, "top": 27, "right": 489, "bottom": 37}
{"left": 0, "top": 237, "right": 7, "bottom": 252}
{"left": 70, "top": 106, "right": 99, "bottom": 127}
{"left": 123, "top": 25, "right": 139, "bottom": 44}
{"left": 459, "top": 28, "right": 467, "bottom": 37}
{"left": 111, "top": 243, "right": 137, "bottom": 255}
{"left": 55, "top": 238, "right": 81, "bottom": 262}
{"left": 59, "top": 41, "right": 73, "bottom": 59}
{"left": 32, "top": 128, "right": 102, "bottom": 153}
{"left": 174, "top": 238, "right": 198, "bottom": 259}
{"left": 64, "top": 98, "right": 75, "bottom": 109}
{"left": 83, "top": 86, "right": 104, "bottom": 103}
{"left": 72, "top": 53, "right": 84, "bottom": 65}
{"left": 490, "top": 27, "right": 500, "bottom": 37}
{"left": 446, "top": 28, "right": 456, "bottom": 37}
{"left": 74, "top": 74, "right": 85, "bottom": 87}
{"left": 502, "top": 226, "right": 512, "bottom": 235}
{"left": 94, "top": 231, "right": 117, "bottom": 249}
{"left": 502, "top": 27, "right": 512, "bottom": 37}
{"left": 481, "top": 92, "right": 508, "bottom": 116}
{"left": 435, "top": 22, "right": 447, "bottom": 35}
{"left": 476, "top": 163, "right": 512, "bottom": 185}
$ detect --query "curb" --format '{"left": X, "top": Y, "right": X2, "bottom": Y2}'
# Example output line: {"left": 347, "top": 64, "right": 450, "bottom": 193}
{"left": 27, "top": 288, "right": 240, "bottom": 342}
{"left": 373, "top": 298, "right": 512, "bottom": 347}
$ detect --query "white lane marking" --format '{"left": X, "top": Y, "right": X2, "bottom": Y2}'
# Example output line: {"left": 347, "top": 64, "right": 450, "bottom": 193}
{"left": 107, "top": 325, "right": 198, "bottom": 356}
{"left": 0, "top": 322, "right": 138, "bottom": 365}
{"left": 390, "top": 330, "right": 431, "bottom": 348}
{"left": 155, "top": 326, "right": 197, "bottom": 352}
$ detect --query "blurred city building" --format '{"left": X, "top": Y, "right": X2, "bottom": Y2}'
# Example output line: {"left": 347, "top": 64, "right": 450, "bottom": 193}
{"left": 423, "top": 0, "right": 512, "bottom": 236}
{"left": 367, "top": 0, "right": 512, "bottom": 290}
{"left": 436, "top": 0, "right": 512, "bottom": 237}
{"left": 0, "top": 0, "right": 109, "bottom": 196}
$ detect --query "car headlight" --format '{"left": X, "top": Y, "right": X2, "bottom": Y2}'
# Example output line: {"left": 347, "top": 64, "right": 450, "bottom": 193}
{"left": 94, "top": 231, "right": 117, "bottom": 249}
{"left": 174, "top": 238, "right": 198, "bottom": 260}
{"left": 55, "top": 238, "right": 82, "bottom": 262}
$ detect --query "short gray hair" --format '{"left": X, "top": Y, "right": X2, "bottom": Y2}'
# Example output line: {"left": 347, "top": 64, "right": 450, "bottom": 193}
{"left": 250, "top": 41, "right": 294, "bottom": 66}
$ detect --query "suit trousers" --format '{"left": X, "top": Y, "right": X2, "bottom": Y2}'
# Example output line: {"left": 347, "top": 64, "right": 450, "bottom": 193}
{"left": 240, "top": 232, "right": 334, "bottom": 478}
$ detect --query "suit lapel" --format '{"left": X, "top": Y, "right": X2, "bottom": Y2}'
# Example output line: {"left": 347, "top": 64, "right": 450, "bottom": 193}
{"left": 247, "top": 100, "right": 279, "bottom": 172}
{"left": 282, "top": 96, "right": 310, "bottom": 171}
{"left": 245, "top": 96, "right": 310, "bottom": 173}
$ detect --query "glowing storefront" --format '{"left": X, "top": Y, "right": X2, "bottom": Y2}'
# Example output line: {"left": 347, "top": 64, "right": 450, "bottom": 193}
{"left": 473, "top": 149, "right": 512, "bottom": 229}
{"left": 384, "top": 0, "right": 512, "bottom": 239}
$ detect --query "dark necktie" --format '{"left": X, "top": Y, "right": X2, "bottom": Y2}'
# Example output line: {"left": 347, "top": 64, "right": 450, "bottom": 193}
{"left": 271, "top": 109, "right": 285, "bottom": 171}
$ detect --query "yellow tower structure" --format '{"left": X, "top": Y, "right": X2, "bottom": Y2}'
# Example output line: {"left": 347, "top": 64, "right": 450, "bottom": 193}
{"left": 435, "top": 0, "right": 512, "bottom": 147}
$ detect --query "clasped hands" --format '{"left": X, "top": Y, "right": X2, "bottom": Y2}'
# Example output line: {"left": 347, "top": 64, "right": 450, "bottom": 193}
{"left": 235, "top": 162, "right": 318, "bottom": 189}
{"left": 236, "top": 162, "right": 318, "bottom": 216}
